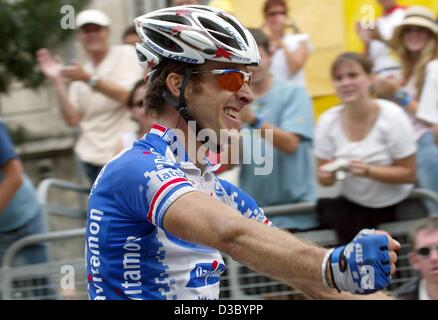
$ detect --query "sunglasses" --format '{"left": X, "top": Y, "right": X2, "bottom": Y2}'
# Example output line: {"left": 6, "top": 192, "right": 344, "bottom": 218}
{"left": 192, "top": 69, "right": 252, "bottom": 92}
{"left": 415, "top": 245, "right": 438, "bottom": 258}
{"left": 267, "top": 10, "right": 287, "bottom": 17}
{"left": 130, "top": 100, "right": 143, "bottom": 109}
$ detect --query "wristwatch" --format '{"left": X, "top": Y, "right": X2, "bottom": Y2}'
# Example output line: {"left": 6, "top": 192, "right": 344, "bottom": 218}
{"left": 87, "top": 74, "right": 99, "bottom": 89}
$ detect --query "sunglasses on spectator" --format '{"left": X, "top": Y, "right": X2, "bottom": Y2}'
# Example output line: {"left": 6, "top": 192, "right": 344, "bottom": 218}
{"left": 130, "top": 100, "right": 144, "bottom": 109}
{"left": 415, "top": 245, "right": 438, "bottom": 258}
{"left": 192, "top": 69, "right": 252, "bottom": 92}
{"left": 267, "top": 10, "right": 287, "bottom": 17}
{"left": 403, "top": 26, "right": 429, "bottom": 34}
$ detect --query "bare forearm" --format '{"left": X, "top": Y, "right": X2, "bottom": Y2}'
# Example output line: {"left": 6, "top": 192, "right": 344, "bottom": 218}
{"left": 52, "top": 79, "right": 81, "bottom": 127}
{"left": 283, "top": 44, "right": 308, "bottom": 75}
{"left": 0, "top": 161, "right": 23, "bottom": 212}
{"left": 367, "top": 164, "right": 415, "bottom": 184}
{"left": 0, "top": 180, "right": 21, "bottom": 212}
{"left": 165, "top": 192, "right": 334, "bottom": 298}
{"left": 259, "top": 122, "right": 300, "bottom": 154}
{"left": 94, "top": 79, "right": 130, "bottom": 105}
{"left": 165, "top": 192, "right": 392, "bottom": 300}
{"left": 318, "top": 175, "right": 336, "bottom": 187}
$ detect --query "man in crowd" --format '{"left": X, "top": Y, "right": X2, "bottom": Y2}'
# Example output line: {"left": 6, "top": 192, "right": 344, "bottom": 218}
{"left": 37, "top": 9, "right": 143, "bottom": 184}
{"left": 394, "top": 217, "right": 438, "bottom": 299}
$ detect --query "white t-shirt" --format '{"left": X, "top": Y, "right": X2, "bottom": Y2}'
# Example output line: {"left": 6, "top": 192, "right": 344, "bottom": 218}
{"left": 121, "top": 131, "right": 138, "bottom": 149}
{"left": 69, "top": 45, "right": 143, "bottom": 165}
{"left": 269, "top": 33, "right": 312, "bottom": 88}
{"left": 416, "top": 60, "right": 438, "bottom": 126}
{"left": 369, "top": 8, "right": 405, "bottom": 76}
{"left": 314, "top": 99, "right": 416, "bottom": 208}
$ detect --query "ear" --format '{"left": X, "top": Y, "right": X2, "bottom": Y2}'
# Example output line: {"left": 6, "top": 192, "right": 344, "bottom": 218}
{"left": 166, "top": 72, "right": 183, "bottom": 99}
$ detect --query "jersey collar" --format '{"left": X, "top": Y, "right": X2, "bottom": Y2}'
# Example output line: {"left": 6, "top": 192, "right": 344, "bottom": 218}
{"left": 146, "top": 123, "right": 220, "bottom": 173}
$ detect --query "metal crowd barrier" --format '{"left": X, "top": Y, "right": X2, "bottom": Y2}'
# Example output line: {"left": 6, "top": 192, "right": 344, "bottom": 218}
{"left": 37, "top": 178, "right": 90, "bottom": 231}
{"left": 1, "top": 184, "right": 437, "bottom": 300}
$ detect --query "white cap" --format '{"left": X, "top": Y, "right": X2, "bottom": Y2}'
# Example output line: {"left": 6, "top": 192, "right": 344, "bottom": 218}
{"left": 76, "top": 9, "right": 111, "bottom": 28}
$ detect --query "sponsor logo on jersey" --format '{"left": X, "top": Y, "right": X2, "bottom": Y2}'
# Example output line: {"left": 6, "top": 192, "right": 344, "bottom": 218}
{"left": 186, "top": 260, "right": 226, "bottom": 288}
{"left": 87, "top": 208, "right": 106, "bottom": 300}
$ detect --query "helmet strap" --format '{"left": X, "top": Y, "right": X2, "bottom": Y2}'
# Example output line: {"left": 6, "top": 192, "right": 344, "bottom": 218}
{"left": 162, "top": 68, "right": 221, "bottom": 153}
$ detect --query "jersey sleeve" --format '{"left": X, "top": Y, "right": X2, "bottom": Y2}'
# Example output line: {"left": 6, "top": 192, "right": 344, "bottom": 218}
{"left": 217, "top": 178, "right": 272, "bottom": 226}
{"left": 111, "top": 152, "right": 196, "bottom": 229}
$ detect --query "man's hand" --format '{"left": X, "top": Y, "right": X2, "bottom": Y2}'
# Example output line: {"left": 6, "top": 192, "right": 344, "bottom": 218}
{"left": 329, "top": 229, "right": 400, "bottom": 294}
{"left": 61, "top": 61, "right": 91, "bottom": 82}
{"left": 36, "top": 48, "right": 64, "bottom": 81}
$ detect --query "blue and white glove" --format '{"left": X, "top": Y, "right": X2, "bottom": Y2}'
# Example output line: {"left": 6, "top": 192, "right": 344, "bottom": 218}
{"left": 329, "top": 229, "right": 392, "bottom": 294}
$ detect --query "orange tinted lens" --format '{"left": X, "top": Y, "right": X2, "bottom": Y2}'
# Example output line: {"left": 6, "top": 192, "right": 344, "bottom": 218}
{"left": 217, "top": 72, "right": 244, "bottom": 91}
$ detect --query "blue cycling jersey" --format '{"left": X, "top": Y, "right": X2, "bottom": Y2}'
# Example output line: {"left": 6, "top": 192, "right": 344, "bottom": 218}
{"left": 85, "top": 124, "right": 271, "bottom": 300}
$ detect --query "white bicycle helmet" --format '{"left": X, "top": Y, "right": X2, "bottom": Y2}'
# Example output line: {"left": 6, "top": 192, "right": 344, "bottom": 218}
{"left": 134, "top": 5, "right": 261, "bottom": 70}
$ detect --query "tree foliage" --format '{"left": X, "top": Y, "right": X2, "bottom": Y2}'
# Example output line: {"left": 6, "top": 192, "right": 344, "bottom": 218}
{"left": 0, "top": 0, "right": 89, "bottom": 93}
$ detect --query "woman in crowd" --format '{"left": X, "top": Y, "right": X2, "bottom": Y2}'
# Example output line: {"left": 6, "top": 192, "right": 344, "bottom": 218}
{"left": 376, "top": 6, "right": 438, "bottom": 214}
{"left": 261, "top": 0, "right": 312, "bottom": 88}
{"left": 314, "top": 52, "right": 418, "bottom": 244}
{"left": 114, "top": 80, "right": 154, "bottom": 154}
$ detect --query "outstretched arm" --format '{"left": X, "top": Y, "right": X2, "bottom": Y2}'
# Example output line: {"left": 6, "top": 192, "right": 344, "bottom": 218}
{"left": 0, "top": 159, "right": 23, "bottom": 212}
{"left": 36, "top": 48, "right": 82, "bottom": 127}
{"left": 164, "top": 191, "right": 398, "bottom": 299}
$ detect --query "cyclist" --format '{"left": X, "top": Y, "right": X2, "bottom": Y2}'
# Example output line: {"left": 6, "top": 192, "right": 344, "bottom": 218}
{"left": 86, "top": 5, "right": 400, "bottom": 300}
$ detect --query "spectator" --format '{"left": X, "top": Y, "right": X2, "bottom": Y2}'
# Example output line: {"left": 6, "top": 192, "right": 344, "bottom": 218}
{"left": 114, "top": 79, "right": 155, "bottom": 154}
{"left": 37, "top": 9, "right": 142, "bottom": 184}
{"left": 0, "top": 119, "right": 50, "bottom": 298}
{"left": 262, "top": 0, "right": 312, "bottom": 88}
{"left": 393, "top": 217, "right": 438, "bottom": 300}
{"left": 122, "top": 25, "right": 140, "bottom": 46}
{"left": 171, "top": 0, "right": 201, "bottom": 5}
{"left": 356, "top": 0, "right": 406, "bottom": 78}
{"left": 239, "top": 28, "right": 317, "bottom": 231}
{"left": 314, "top": 52, "right": 417, "bottom": 244}
{"left": 378, "top": 6, "right": 438, "bottom": 214}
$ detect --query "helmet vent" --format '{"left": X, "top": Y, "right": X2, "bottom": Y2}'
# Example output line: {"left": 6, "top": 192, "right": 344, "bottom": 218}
{"left": 154, "top": 14, "right": 191, "bottom": 26}
{"left": 197, "top": 17, "right": 240, "bottom": 50}
{"left": 220, "top": 15, "right": 248, "bottom": 47}
{"left": 143, "top": 27, "right": 184, "bottom": 53}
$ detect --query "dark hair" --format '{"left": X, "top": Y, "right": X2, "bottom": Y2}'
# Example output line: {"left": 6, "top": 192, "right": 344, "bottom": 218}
{"left": 144, "top": 59, "right": 201, "bottom": 116}
{"left": 263, "top": 0, "right": 288, "bottom": 17}
{"left": 127, "top": 79, "right": 146, "bottom": 108}
{"left": 248, "top": 28, "right": 270, "bottom": 54}
{"left": 331, "top": 52, "right": 374, "bottom": 78}
{"left": 122, "top": 24, "right": 137, "bottom": 40}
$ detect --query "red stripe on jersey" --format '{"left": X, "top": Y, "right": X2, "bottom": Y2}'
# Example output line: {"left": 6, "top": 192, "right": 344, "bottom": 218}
{"left": 151, "top": 123, "right": 167, "bottom": 133}
{"left": 147, "top": 177, "right": 189, "bottom": 223}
